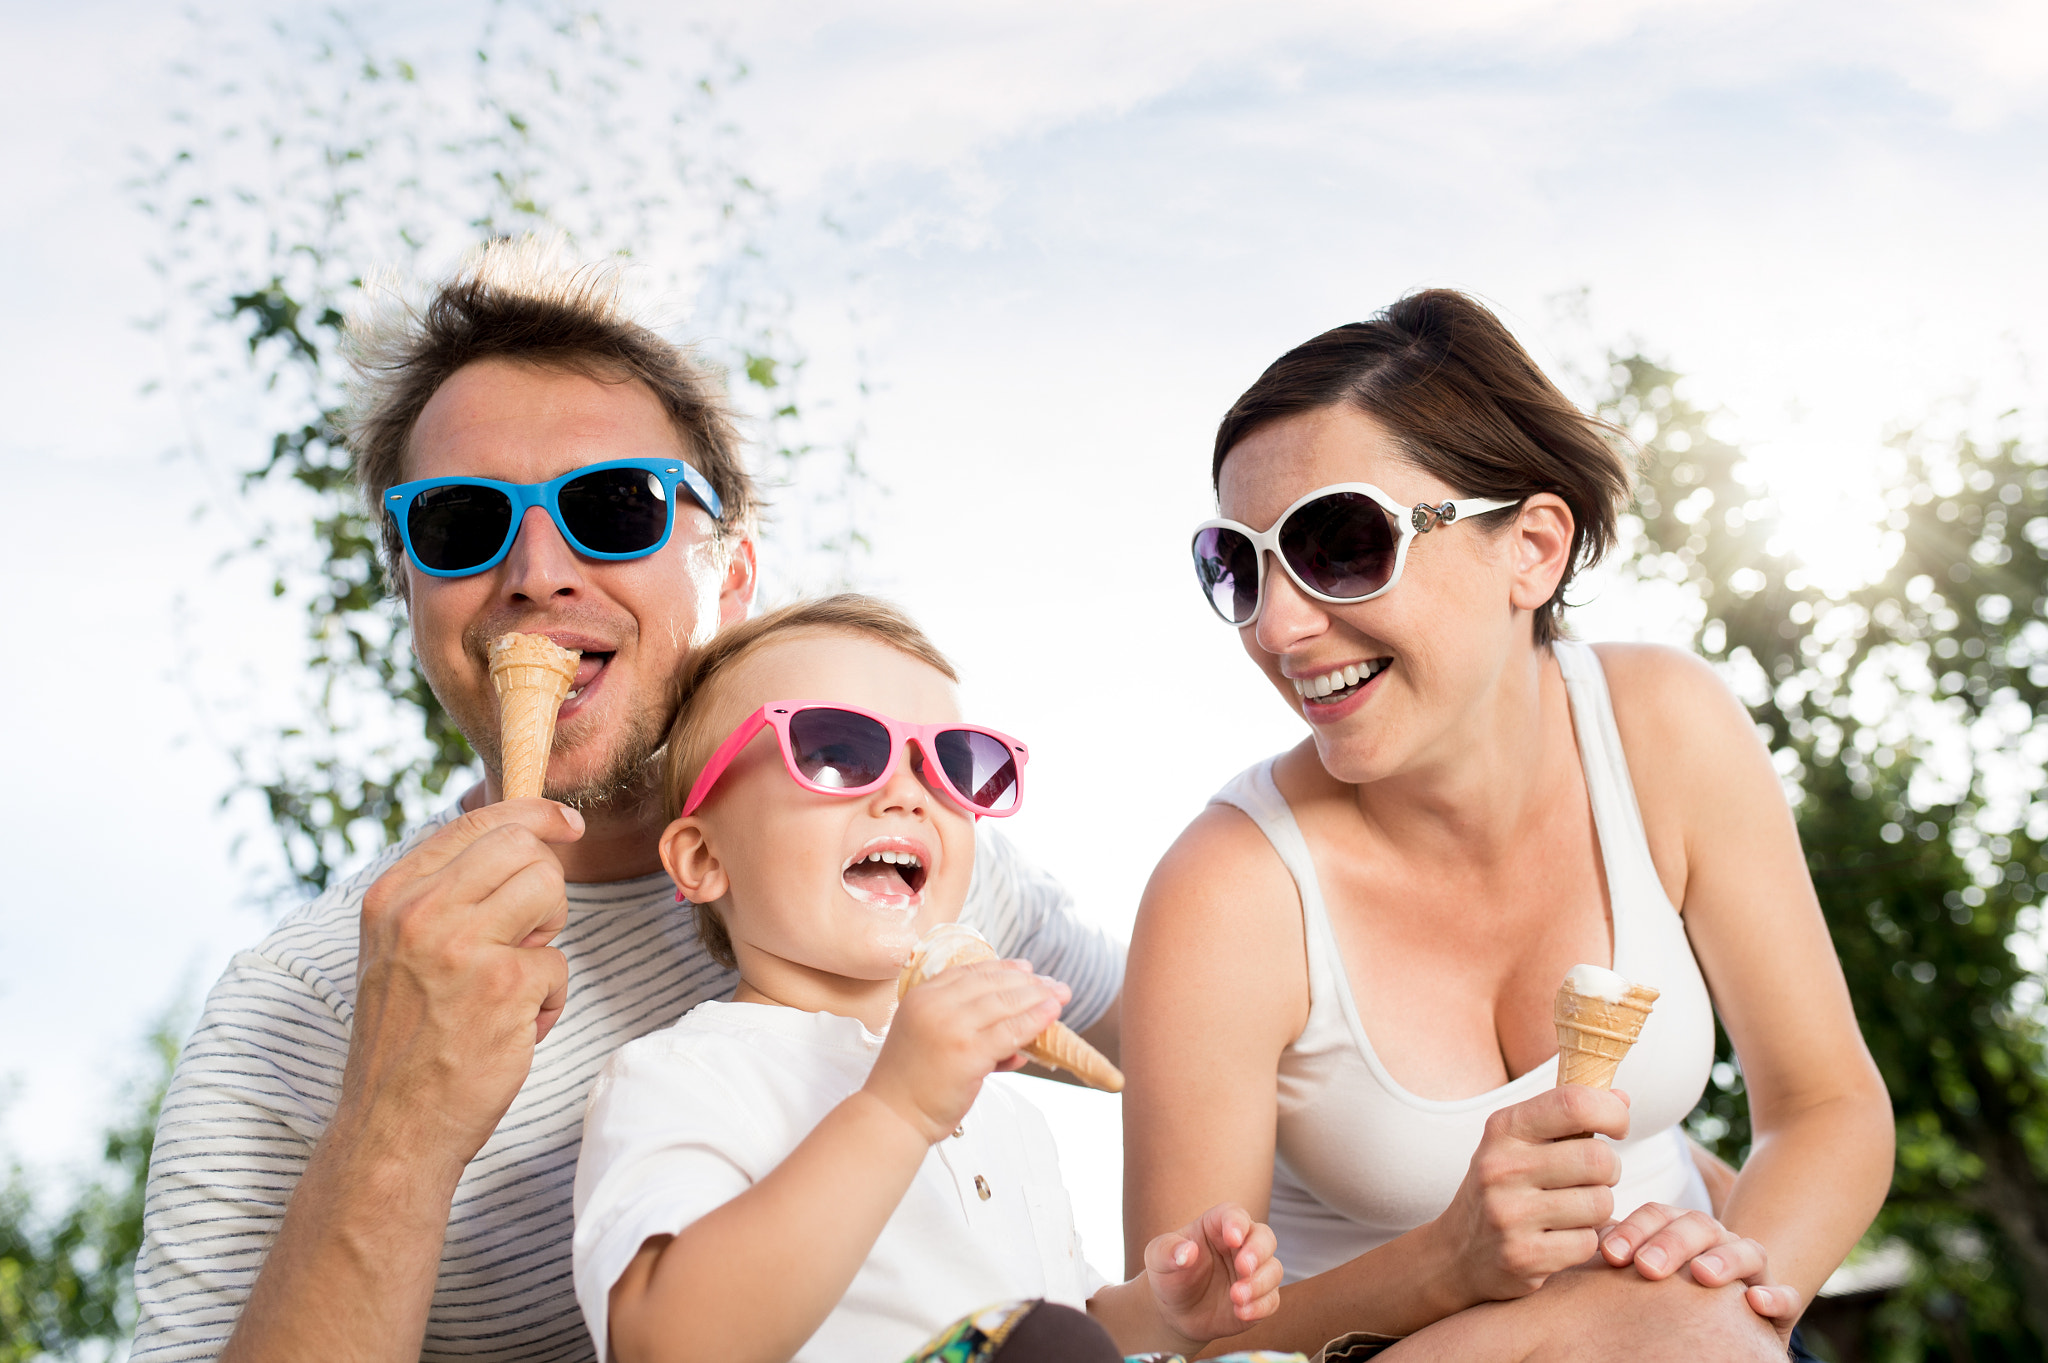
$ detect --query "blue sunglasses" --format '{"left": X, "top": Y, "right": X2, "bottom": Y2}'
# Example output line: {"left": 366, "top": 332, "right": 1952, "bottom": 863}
{"left": 384, "top": 457, "right": 725, "bottom": 578}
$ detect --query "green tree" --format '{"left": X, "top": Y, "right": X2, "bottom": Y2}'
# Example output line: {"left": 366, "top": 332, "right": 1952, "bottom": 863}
{"left": 1603, "top": 356, "right": 2048, "bottom": 1360}
{"left": 135, "top": 0, "right": 873, "bottom": 901}
{"left": 0, "top": 1017, "right": 180, "bottom": 1361}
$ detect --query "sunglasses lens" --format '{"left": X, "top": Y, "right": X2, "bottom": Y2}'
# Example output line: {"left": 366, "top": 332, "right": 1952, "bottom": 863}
{"left": 787, "top": 708, "right": 893, "bottom": 790}
{"left": 1192, "top": 527, "right": 1261, "bottom": 625}
{"left": 1281, "top": 492, "right": 1397, "bottom": 600}
{"left": 407, "top": 484, "right": 514, "bottom": 573}
{"left": 558, "top": 468, "right": 672, "bottom": 555}
{"left": 932, "top": 730, "right": 1020, "bottom": 813}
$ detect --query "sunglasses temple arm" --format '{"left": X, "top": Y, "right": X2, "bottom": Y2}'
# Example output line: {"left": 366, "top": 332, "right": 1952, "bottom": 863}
{"left": 680, "top": 709, "right": 772, "bottom": 817}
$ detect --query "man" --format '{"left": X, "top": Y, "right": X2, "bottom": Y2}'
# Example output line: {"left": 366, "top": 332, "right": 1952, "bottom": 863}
{"left": 131, "top": 241, "right": 1124, "bottom": 1362}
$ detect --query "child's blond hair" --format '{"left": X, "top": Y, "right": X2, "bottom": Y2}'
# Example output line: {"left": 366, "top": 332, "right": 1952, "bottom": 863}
{"left": 661, "top": 594, "right": 960, "bottom": 968}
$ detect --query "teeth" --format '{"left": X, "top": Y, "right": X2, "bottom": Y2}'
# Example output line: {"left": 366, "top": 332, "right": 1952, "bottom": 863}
{"left": 565, "top": 687, "right": 583, "bottom": 701}
{"left": 860, "top": 850, "right": 922, "bottom": 869}
{"left": 1292, "top": 660, "right": 1388, "bottom": 699}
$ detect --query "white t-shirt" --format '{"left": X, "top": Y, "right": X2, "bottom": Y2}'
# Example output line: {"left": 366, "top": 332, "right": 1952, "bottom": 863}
{"left": 132, "top": 807, "right": 1122, "bottom": 1363}
{"left": 573, "top": 1002, "right": 1106, "bottom": 1363}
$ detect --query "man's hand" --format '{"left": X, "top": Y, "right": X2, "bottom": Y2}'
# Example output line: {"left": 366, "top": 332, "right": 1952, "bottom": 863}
{"left": 1600, "top": 1203, "right": 1799, "bottom": 1342}
{"left": 1142, "top": 1203, "right": 1284, "bottom": 1348}
{"left": 344, "top": 798, "right": 584, "bottom": 1170}
{"left": 1432, "top": 1085, "right": 1631, "bottom": 1304}
{"left": 863, "top": 958, "right": 1067, "bottom": 1144}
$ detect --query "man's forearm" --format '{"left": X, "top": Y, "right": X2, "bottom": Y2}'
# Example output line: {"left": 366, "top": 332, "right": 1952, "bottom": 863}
{"left": 222, "top": 1105, "right": 467, "bottom": 1363}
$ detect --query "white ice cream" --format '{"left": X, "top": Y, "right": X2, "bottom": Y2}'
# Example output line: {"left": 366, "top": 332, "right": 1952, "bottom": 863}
{"left": 911, "top": 922, "right": 995, "bottom": 976}
{"left": 1564, "top": 962, "right": 1631, "bottom": 1002}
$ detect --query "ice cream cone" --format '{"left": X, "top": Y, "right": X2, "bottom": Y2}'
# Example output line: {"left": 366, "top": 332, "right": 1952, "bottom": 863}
{"left": 489, "top": 633, "right": 582, "bottom": 801}
{"left": 1553, "top": 967, "right": 1660, "bottom": 1090}
{"left": 898, "top": 923, "right": 1125, "bottom": 1093}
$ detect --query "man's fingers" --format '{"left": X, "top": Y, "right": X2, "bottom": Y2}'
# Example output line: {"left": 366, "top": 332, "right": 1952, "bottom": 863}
{"left": 468, "top": 846, "right": 571, "bottom": 945}
{"left": 403, "top": 799, "right": 586, "bottom": 877}
{"left": 527, "top": 945, "right": 570, "bottom": 1044}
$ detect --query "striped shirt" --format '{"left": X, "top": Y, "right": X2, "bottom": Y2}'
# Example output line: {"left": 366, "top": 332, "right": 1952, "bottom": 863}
{"left": 131, "top": 808, "right": 1123, "bottom": 1362}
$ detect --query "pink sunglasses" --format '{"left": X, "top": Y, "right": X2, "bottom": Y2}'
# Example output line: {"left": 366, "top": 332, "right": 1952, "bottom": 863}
{"left": 680, "top": 700, "right": 1029, "bottom": 819}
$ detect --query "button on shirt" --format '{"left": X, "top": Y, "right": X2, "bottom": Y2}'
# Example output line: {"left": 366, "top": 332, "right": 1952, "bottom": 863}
{"left": 572, "top": 1002, "right": 1106, "bottom": 1363}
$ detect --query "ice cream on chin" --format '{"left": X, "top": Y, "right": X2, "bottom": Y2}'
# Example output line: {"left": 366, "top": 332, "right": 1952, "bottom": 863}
{"left": 489, "top": 632, "right": 583, "bottom": 801}
{"left": 1554, "top": 963, "right": 1659, "bottom": 1090}
{"left": 897, "top": 923, "right": 1125, "bottom": 1093}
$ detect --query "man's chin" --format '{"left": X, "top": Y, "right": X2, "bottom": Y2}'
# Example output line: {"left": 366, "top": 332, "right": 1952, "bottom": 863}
{"left": 542, "top": 742, "right": 668, "bottom": 814}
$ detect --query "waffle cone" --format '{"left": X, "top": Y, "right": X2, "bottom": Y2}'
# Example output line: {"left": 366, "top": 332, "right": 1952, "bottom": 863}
{"left": 1553, "top": 980, "right": 1660, "bottom": 1089}
{"left": 488, "top": 633, "right": 581, "bottom": 801}
{"left": 897, "top": 924, "right": 1126, "bottom": 1093}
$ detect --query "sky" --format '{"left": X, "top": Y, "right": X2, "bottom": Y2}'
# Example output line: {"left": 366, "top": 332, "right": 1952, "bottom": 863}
{"left": 5, "top": 0, "right": 2047, "bottom": 1275}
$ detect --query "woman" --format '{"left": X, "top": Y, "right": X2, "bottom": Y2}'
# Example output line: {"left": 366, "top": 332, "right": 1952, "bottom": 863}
{"left": 1121, "top": 291, "right": 1893, "bottom": 1359}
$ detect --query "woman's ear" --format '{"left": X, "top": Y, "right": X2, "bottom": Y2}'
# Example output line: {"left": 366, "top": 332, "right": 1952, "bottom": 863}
{"left": 1505, "top": 493, "right": 1574, "bottom": 614}
{"left": 659, "top": 816, "right": 729, "bottom": 906}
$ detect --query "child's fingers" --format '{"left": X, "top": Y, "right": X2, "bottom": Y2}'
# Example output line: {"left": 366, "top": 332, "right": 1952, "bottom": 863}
{"left": 1231, "top": 1258, "right": 1285, "bottom": 1321}
{"left": 1141, "top": 1229, "right": 1198, "bottom": 1279}
{"left": 1197, "top": 1202, "right": 1252, "bottom": 1255}
{"left": 1232, "top": 1220, "right": 1279, "bottom": 1281}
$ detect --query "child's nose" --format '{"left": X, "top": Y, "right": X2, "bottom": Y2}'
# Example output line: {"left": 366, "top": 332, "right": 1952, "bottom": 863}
{"left": 868, "top": 744, "right": 934, "bottom": 816}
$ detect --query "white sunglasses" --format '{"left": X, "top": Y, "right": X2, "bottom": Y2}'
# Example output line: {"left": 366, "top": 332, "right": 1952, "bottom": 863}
{"left": 1192, "top": 482, "right": 1518, "bottom": 625}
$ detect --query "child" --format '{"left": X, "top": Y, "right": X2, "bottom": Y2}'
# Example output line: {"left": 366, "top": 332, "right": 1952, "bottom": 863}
{"left": 572, "top": 595, "right": 1285, "bottom": 1363}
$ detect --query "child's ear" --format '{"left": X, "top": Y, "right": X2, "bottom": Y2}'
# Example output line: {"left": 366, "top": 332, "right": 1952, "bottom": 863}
{"left": 659, "top": 817, "right": 729, "bottom": 905}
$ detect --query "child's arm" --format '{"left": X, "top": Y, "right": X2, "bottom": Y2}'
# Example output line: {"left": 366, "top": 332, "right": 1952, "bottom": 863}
{"left": 1086, "top": 1203, "right": 1285, "bottom": 1357}
{"left": 604, "top": 961, "right": 1067, "bottom": 1363}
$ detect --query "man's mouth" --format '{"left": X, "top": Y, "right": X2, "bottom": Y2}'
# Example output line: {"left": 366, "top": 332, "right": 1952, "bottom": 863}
{"left": 1292, "top": 658, "right": 1390, "bottom": 705}
{"left": 564, "top": 653, "right": 612, "bottom": 706}
{"left": 842, "top": 841, "right": 929, "bottom": 904}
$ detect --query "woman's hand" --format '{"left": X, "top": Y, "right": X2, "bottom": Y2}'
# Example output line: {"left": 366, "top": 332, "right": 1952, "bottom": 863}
{"left": 1433, "top": 1085, "right": 1632, "bottom": 1304}
{"left": 1600, "top": 1202, "right": 1801, "bottom": 1341}
{"left": 862, "top": 958, "right": 1068, "bottom": 1144}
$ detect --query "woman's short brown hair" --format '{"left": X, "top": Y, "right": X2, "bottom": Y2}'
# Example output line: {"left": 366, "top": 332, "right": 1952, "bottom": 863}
{"left": 1212, "top": 289, "right": 1633, "bottom": 645}
{"left": 659, "top": 594, "right": 959, "bottom": 968}
{"left": 345, "top": 237, "right": 757, "bottom": 588}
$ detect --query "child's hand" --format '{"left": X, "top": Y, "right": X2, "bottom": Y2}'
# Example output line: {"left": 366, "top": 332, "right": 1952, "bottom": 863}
{"left": 864, "top": 958, "right": 1069, "bottom": 1144}
{"left": 1143, "top": 1203, "right": 1283, "bottom": 1347}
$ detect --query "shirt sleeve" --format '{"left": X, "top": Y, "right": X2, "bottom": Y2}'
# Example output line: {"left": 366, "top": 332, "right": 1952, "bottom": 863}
{"left": 572, "top": 1044, "right": 763, "bottom": 1361}
{"left": 960, "top": 825, "right": 1125, "bottom": 1034}
{"left": 130, "top": 951, "right": 349, "bottom": 1362}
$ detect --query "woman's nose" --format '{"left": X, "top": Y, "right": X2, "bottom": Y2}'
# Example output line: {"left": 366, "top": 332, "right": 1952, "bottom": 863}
{"left": 498, "top": 505, "right": 585, "bottom": 603}
{"left": 1252, "top": 553, "right": 1331, "bottom": 655}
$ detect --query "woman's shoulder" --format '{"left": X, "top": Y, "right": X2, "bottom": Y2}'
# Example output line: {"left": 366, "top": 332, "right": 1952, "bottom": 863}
{"left": 1586, "top": 641, "right": 1755, "bottom": 759}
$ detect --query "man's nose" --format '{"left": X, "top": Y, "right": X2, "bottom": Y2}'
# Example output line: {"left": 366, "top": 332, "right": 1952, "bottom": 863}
{"left": 498, "top": 505, "right": 585, "bottom": 603}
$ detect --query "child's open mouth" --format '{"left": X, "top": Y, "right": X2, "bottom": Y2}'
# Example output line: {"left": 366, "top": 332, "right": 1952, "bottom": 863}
{"left": 841, "top": 841, "right": 929, "bottom": 906}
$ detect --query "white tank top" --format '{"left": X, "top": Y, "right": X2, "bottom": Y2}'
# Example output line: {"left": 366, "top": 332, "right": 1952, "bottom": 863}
{"left": 1211, "top": 640, "right": 1716, "bottom": 1282}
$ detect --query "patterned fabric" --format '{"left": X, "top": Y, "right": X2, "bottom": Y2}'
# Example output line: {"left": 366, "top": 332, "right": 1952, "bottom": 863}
{"left": 905, "top": 1300, "right": 1308, "bottom": 1363}
{"left": 906, "top": 1300, "right": 1040, "bottom": 1362}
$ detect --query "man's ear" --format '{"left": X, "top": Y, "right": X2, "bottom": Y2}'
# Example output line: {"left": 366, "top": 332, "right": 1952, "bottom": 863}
{"left": 718, "top": 536, "right": 758, "bottom": 626}
{"left": 1504, "top": 493, "right": 1574, "bottom": 615}
{"left": 659, "top": 817, "right": 729, "bottom": 905}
